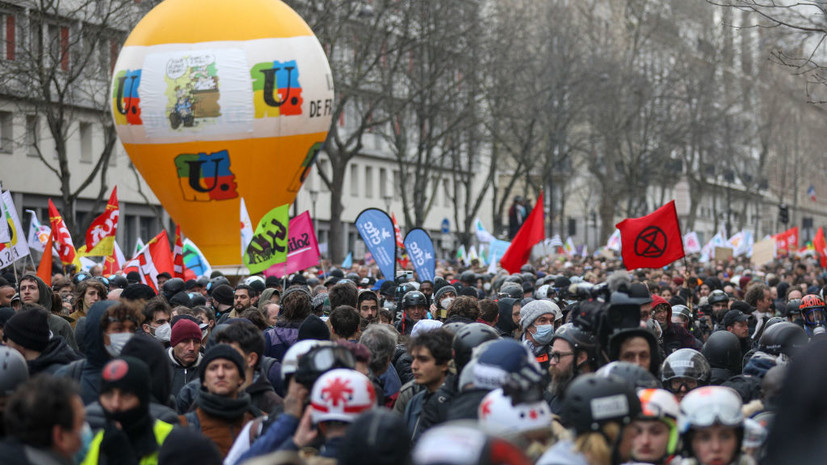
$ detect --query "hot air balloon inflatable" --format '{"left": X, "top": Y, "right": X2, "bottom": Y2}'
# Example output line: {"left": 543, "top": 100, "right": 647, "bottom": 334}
{"left": 111, "top": 0, "right": 333, "bottom": 266}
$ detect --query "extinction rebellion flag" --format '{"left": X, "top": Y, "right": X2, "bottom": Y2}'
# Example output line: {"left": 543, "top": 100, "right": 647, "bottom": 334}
{"left": 616, "top": 200, "right": 685, "bottom": 270}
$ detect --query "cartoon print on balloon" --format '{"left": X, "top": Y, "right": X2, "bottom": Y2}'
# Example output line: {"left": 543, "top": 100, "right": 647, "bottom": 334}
{"left": 112, "top": 69, "right": 143, "bottom": 126}
{"left": 174, "top": 150, "right": 238, "bottom": 201}
{"left": 164, "top": 55, "right": 221, "bottom": 130}
{"left": 251, "top": 60, "right": 303, "bottom": 118}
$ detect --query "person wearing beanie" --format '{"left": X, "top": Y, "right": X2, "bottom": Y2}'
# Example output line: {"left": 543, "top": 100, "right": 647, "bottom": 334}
{"left": 121, "top": 283, "right": 157, "bottom": 302}
{"left": 297, "top": 314, "right": 331, "bottom": 341}
{"left": 158, "top": 428, "right": 222, "bottom": 465}
{"left": 4, "top": 306, "right": 81, "bottom": 376}
{"left": 179, "top": 344, "right": 260, "bottom": 458}
{"left": 432, "top": 285, "right": 457, "bottom": 320}
{"left": 17, "top": 275, "right": 78, "bottom": 351}
{"left": 519, "top": 300, "right": 559, "bottom": 371}
{"left": 80, "top": 356, "right": 174, "bottom": 465}
{"left": 167, "top": 319, "right": 204, "bottom": 399}
{"left": 210, "top": 284, "right": 235, "bottom": 319}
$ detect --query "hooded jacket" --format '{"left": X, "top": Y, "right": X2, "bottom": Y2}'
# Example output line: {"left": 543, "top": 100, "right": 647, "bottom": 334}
{"left": 24, "top": 275, "right": 78, "bottom": 351}
{"left": 494, "top": 298, "right": 519, "bottom": 338}
{"left": 27, "top": 336, "right": 81, "bottom": 376}
{"left": 263, "top": 320, "right": 301, "bottom": 360}
{"left": 652, "top": 296, "right": 701, "bottom": 354}
{"left": 54, "top": 300, "right": 116, "bottom": 405}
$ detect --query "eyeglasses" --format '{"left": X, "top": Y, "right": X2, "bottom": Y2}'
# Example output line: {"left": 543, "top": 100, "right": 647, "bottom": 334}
{"left": 549, "top": 351, "right": 574, "bottom": 363}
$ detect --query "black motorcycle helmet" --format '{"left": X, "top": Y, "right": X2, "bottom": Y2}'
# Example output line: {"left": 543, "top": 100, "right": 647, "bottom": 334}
{"left": 552, "top": 323, "right": 599, "bottom": 371}
{"left": 162, "top": 277, "right": 186, "bottom": 301}
{"left": 786, "top": 299, "right": 802, "bottom": 317}
{"left": 561, "top": 373, "right": 641, "bottom": 434}
{"left": 596, "top": 361, "right": 660, "bottom": 390}
{"left": 702, "top": 330, "right": 743, "bottom": 373}
{"left": 708, "top": 289, "right": 729, "bottom": 306}
{"left": 402, "top": 290, "right": 428, "bottom": 309}
{"left": 661, "top": 349, "right": 711, "bottom": 393}
{"left": 758, "top": 321, "right": 808, "bottom": 357}
{"left": 453, "top": 323, "right": 500, "bottom": 374}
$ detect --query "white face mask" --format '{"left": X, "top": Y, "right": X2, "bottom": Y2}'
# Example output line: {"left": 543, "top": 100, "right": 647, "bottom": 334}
{"left": 105, "top": 332, "right": 134, "bottom": 357}
{"left": 440, "top": 297, "right": 454, "bottom": 309}
{"left": 154, "top": 323, "right": 171, "bottom": 343}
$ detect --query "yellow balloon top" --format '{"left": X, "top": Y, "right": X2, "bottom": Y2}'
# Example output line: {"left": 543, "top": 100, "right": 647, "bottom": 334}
{"left": 124, "top": 0, "right": 314, "bottom": 46}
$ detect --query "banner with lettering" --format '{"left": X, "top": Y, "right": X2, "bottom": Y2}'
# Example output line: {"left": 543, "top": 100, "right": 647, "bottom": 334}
{"left": 403, "top": 228, "right": 435, "bottom": 282}
{"left": 264, "top": 211, "right": 321, "bottom": 278}
{"left": 355, "top": 208, "right": 396, "bottom": 280}
{"left": 243, "top": 204, "right": 289, "bottom": 274}
{"left": 0, "top": 191, "right": 30, "bottom": 268}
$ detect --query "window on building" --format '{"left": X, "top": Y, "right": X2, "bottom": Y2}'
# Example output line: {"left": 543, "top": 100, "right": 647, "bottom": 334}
{"left": 393, "top": 170, "right": 400, "bottom": 196}
{"left": 1, "top": 14, "right": 16, "bottom": 60}
{"left": 139, "top": 216, "right": 156, "bottom": 242}
{"left": 365, "top": 166, "right": 373, "bottom": 198}
{"left": 568, "top": 217, "right": 577, "bottom": 237}
{"left": 26, "top": 115, "right": 38, "bottom": 156}
{"left": 350, "top": 163, "right": 359, "bottom": 197}
{"left": 379, "top": 168, "right": 387, "bottom": 198}
{"left": 28, "top": 19, "right": 40, "bottom": 59}
{"left": 0, "top": 112, "right": 12, "bottom": 153}
{"left": 80, "top": 122, "right": 92, "bottom": 162}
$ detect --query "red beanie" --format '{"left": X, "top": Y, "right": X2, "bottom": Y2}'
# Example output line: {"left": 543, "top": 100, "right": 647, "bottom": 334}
{"left": 170, "top": 319, "right": 202, "bottom": 347}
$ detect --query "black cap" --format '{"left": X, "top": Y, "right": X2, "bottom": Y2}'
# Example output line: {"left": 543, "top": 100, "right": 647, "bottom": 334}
{"left": 730, "top": 300, "right": 754, "bottom": 315}
{"left": 4, "top": 307, "right": 50, "bottom": 352}
{"left": 298, "top": 314, "right": 330, "bottom": 341}
{"left": 722, "top": 310, "right": 749, "bottom": 328}
{"left": 199, "top": 344, "right": 246, "bottom": 382}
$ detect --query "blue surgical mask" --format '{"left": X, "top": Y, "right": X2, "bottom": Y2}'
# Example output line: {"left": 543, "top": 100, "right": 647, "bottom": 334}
{"left": 73, "top": 422, "right": 94, "bottom": 464}
{"left": 533, "top": 324, "right": 555, "bottom": 345}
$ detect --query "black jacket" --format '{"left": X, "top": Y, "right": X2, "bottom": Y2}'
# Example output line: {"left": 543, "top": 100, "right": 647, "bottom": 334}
{"left": 445, "top": 388, "right": 489, "bottom": 421}
{"left": 27, "top": 336, "right": 81, "bottom": 376}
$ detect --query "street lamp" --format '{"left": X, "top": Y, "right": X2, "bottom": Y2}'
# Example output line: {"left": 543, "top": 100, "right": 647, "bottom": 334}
{"left": 309, "top": 188, "right": 319, "bottom": 242}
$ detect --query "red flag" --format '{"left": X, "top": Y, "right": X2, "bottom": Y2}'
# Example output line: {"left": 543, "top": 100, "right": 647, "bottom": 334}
{"left": 37, "top": 230, "right": 54, "bottom": 286}
{"left": 814, "top": 227, "right": 827, "bottom": 268}
{"left": 500, "top": 192, "right": 545, "bottom": 273}
{"left": 391, "top": 213, "right": 405, "bottom": 249}
{"left": 48, "top": 199, "right": 79, "bottom": 267}
{"left": 616, "top": 200, "right": 685, "bottom": 270}
{"left": 84, "top": 186, "right": 119, "bottom": 254}
{"left": 102, "top": 248, "right": 121, "bottom": 275}
{"left": 122, "top": 230, "right": 173, "bottom": 293}
{"left": 173, "top": 225, "right": 185, "bottom": 279}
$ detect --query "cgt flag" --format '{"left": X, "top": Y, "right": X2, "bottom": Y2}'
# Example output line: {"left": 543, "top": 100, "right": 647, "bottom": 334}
{"left": 243, "top": 204, "right": 289, "bottom": 274}
{"left": 355, "top": 208, "right": 396, "bottom": 280}
{"left": 48, "top": 199, "right": 80, "bottom": 268}
{"left": 814, "top": 227, "right": 827, "bottom": 268}
{"left": 122, "top": 230, "right": 173, "bottom": 293}
{"left": 81, "top": 186, "right": 119, "bottom": 256}
{"left": 616, "top": 200, "right": 685, "bottom": 270}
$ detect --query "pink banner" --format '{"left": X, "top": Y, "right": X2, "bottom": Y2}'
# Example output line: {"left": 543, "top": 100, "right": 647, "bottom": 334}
{"left": 263, "top": 211, "right": 321, "bottom": 278}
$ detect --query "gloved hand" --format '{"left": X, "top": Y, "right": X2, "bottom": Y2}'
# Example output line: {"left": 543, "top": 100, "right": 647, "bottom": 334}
{"left": 100, "top": 423, "right": 138, "bottom": 465}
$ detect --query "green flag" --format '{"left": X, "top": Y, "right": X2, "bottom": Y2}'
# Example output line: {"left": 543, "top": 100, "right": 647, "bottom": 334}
{"left": 243, "top": 204, "right": 289, "bottom": 274}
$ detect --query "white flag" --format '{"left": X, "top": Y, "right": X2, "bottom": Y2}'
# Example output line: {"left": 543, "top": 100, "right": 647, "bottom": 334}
{"left": 683, "top": 232, "right": 701, "bottom": 254}
{"left": 240, "top": 197, "right": 254, "bottom": 260}
{"left": 474, "top": 218, "right": 496, "bottom": 243}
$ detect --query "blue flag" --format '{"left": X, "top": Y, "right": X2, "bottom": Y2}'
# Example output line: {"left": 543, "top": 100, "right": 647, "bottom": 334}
{"left": 355, "top": 208, "right": 396, "bottom": 280}
{"left": 404, "top": 228, "right": 436, "bottom": 282}
{"left": 341, "top": 251, "right": 353, "bottom": 269}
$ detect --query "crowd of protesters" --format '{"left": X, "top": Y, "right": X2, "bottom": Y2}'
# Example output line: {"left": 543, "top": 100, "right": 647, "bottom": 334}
{"left": 0, "top": 251, "right": 824, "bottom": 465}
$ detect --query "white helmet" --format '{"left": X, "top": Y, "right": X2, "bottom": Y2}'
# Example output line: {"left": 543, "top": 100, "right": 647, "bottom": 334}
{"left": 678, "top": 386, "right": 743, "bottom": 434}
{"left": 244, "top": 275, "right": 265, "bottom": 287}
{"left": 534, "top": 284, "right": 552, "bottom": 301}
{"left": 281, "top": 340, "right": 333, "bottom": 383}
{"left": 638, "top": 388, "right": 680, "bottom": 455}
{"left": 478, "top": 388, "right": 551, "bottom": 436}
{"left": 309, "top": 368, "right": 376, "bottom": 423}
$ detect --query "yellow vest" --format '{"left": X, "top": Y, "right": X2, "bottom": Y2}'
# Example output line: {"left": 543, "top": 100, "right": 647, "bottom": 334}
{"left": 80, "top": 420, "right": 174, "bottom": 465}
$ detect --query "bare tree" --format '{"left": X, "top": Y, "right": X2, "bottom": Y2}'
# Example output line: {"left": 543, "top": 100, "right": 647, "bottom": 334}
{"left": 0, "top": 0, "right": 155, "bottom": 236}
{"left": 288, "top": 0, "right": 411, "bottom": 262}
{"left": 708, "top": 0, "right": 827, "bottom": 102}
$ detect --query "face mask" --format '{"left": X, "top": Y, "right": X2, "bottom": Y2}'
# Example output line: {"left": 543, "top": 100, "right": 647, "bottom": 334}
{"left": 73, "top": 422, "right": 94, "bottom": 464}
{"left": 440, "top": 298, "right": 454, "bottom": 309}
{"left": 532, "top": 324, "right": 555, "bottom": 345}
{"left": 483, "top": 282, "right": 491, "bottom": 292}
{"left": 154, "top": 323, "right": 171, "bottom": 343}
{"left": 105, "top": 332, "right": 134, "bottom": 357}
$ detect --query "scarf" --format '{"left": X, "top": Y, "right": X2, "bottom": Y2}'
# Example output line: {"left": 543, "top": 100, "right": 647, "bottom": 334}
{"left": 196, "top": 387, "right": 252, "bottom": 420}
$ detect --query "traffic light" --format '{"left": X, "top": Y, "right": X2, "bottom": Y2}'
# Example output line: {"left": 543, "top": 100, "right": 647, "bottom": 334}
{"left": 779, "top": 203, "right": 789, "bottom": 224}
